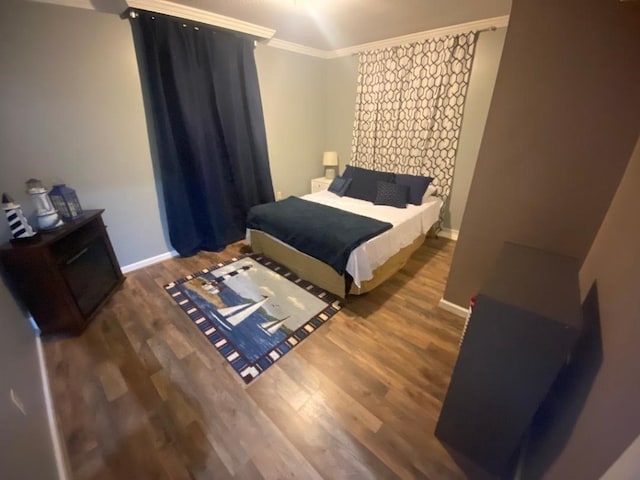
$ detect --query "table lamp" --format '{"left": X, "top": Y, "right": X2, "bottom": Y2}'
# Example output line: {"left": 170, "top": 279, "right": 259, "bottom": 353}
{"left": 323, "top": 151, "right": 338, "bottom": 180}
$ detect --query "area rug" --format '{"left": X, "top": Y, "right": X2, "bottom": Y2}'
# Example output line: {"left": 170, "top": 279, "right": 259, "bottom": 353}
{"left": 164, "top": 254, "right": 342, "bottom": 383}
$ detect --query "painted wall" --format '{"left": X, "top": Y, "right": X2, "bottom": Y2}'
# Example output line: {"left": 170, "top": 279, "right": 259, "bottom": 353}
{"left": 323, "top": 29, "right": 507, "bottom": 231}
{"left": 0, "top": 0, "right": 170, "bottom": 267}
{"left": 0, "top": 219, "right": 59, "bottom": 478}
{"left": 255, "top": 45, "right": 327, "bottom": 197}
{"left": 523, "top": 134, "right": 640, "bottom": 479}
{"left": 600, "top": 434, "right": 640, "bottom": 480}
{"left": 324, "top": 55, "right": 359, "bottom": 174}
{"left": 0, "top": 280, "right": 60, "bottom": 480}
{"left": 563, "top": 133, "right": 640, "bottom": 477}
{"left": 444, "top": 0, "right": 640, "bottom": 306}
{"left": 447, "top": 27, "right": 506, "bottom": 230}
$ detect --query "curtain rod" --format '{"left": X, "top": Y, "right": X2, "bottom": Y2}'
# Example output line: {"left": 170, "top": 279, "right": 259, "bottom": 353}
{"left": 349, "top": 25, "right": 499, "bottom": 56}
{"left": 123, "top": 8, "right": 263, "bottom": 41}
{"left": 477, "top": 26, "right": 498, "bottom": 33}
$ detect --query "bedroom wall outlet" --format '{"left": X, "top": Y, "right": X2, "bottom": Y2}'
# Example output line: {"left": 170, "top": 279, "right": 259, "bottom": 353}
{"left": 10, "top": 388, "right": 27, "bottom": 416}
{"left": 276, "top": 191, "right": 282, "bottom": 200}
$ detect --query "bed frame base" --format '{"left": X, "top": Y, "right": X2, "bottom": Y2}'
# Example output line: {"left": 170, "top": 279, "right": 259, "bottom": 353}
{"left": 249, "top": 230, "right": 426, "bottom": 298}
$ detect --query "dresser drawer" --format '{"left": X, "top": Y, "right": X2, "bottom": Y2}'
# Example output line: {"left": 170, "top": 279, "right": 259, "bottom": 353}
{"left": 50, "top": 220, "right": 103, "bottom": 264}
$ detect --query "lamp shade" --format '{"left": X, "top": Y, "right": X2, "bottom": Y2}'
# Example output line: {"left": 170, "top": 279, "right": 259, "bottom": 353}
{"left": 322, "top": 151, "right": 338, "bottom": 166}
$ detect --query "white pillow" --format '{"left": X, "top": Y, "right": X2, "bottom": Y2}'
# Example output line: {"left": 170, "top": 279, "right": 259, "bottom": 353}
{"left": 422, "top": 184, "right": 438, "bottom": 203}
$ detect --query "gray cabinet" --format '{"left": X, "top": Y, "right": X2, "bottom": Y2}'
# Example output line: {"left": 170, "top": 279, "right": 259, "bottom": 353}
{"left": 436, "top": 242, "right": 582, "bottom": 475}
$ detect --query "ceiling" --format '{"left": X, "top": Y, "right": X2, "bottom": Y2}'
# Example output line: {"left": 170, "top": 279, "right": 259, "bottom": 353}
{"left": 34, "top": 0, "right": 511, "bottom": 52}
{"left": 134, "top": 0, "right": 512, "bottom": 51}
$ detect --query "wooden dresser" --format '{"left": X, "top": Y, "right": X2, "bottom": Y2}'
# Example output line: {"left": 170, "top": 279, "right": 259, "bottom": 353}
{"left": 0, "top": 209, "right": 124, "bottom": 336}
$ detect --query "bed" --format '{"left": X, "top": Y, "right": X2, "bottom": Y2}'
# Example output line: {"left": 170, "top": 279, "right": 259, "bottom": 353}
{"left": 246, "top": 188, "right": 443, "bottom": 298}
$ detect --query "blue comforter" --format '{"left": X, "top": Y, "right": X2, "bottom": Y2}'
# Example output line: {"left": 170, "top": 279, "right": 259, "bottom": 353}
{"left": 247, "top": 197, "right": 392, "bottom": 274}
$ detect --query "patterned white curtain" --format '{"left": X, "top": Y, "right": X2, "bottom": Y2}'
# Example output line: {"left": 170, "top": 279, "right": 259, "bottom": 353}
{"left": 351, "top": 32, "right": 478, "bottom": 226}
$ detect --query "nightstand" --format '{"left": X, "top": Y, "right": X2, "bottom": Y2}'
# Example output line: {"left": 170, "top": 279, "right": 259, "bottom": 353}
{"left": 311, "top": 177, "right": 332, "bottom": 193}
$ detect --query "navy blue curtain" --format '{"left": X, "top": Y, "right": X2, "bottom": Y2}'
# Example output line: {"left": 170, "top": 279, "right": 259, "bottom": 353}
{"left": 130, "top": 11, "right": 274, "bottom": 256}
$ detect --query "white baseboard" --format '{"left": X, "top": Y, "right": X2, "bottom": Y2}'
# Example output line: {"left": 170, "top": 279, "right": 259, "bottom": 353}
{"left": 439, "top": 228, "right": 459, "bottom": 241}
{"left": 120, "top": 250, "right": 179, "bottom": 274}
{"left": 37, "top": 336, "right": 69, "bottom": 480}
{"left": 438, "top": 297, "right": 469, "bottom": 318}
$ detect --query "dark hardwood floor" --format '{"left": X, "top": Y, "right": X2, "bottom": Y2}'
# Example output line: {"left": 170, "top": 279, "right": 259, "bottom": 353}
{"left": 44, "top": 237, "right": 485, "bottom": 479}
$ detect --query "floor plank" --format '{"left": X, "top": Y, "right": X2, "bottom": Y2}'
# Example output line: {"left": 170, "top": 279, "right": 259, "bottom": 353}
{"left": 44, "top": 237, "right": 491, "bottom": 479}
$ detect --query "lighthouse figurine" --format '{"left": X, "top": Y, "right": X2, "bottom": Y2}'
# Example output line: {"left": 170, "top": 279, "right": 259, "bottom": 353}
{"left": 2, "top": 193, "right": 38, "bottom": 241}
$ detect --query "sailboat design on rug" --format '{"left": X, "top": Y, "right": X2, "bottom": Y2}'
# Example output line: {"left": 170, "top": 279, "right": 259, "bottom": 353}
{"left": 216, "top": 297, "right": 290, "bottom": 336}
{"left": 217, "top": 296, "right": 269, "bottom": 329}
{"left": 166, "top": 255, "right": 341, "bottom": 383}
{"left": 258, "top": 317, "right": 290, "bottom": 335}
{"left": 193, "top": 263, "right": 289, "bottom": 335}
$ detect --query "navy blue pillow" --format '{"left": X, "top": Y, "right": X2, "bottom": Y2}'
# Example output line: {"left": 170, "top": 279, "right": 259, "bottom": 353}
{"left": 374, "top": 181, "right": 409, "bottom": 208}
{"left": 327, "top": 176, "right": 352, "bottom": 196}
{"left": 345, "top": 167, "right": 395, "bottom": 202}
{"left": 395, "top": 174, "right": 434, "bottom": 205}
{"left": 341, "top": 165, "right": 355, "bottom": 179}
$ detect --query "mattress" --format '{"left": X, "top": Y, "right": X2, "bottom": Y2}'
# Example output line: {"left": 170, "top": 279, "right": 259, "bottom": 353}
{"left": 247, "top": 191, "right": 443, "bottom": 287}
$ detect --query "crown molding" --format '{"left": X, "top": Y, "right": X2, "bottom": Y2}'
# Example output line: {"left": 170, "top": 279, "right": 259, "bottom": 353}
{"left": 29, "top": 0, "right": 276, "bottom": 40}
{"left": 28, "top": 0, "right": 95, "bottom": 10}
{"left": 126, "top": 0, "right": 276, "bottom": 40}
{"left": 263, "top": 15, "right": 509, "bottom": 59}
{"left": 264, "top": 38, "right": 331, "bottom": 59}
{"left": 325, "top": 15, "right": 510, "bottom": 58}
{"left": 27, "top": 1, "right": 507, "bottom": 60}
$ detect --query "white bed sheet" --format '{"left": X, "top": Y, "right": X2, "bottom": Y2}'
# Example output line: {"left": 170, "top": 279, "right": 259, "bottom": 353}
{"left": 247, "top": 191, "right": 443, "bottom": 287}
